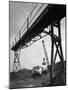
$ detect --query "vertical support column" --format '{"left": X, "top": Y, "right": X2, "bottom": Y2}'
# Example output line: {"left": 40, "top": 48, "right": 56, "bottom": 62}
{"left": 50, "top": 20, "right": 64, "bottom": 85}
{"left": 13, "top": 50, "right": 21, "bottom": 72}
{"left": 58, "top": 22, "right": 64, "bottom": 72}
{"left": 50, "top": 23, "right": 54, "bottom": 85}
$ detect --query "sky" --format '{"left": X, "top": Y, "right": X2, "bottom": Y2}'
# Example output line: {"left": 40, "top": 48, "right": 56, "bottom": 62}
{"left": 9, "top": 1, "right": 66, "bottom": 72}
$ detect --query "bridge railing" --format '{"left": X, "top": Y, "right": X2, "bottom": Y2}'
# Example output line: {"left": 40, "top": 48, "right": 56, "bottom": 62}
{"left": 12, "top": 3, "right": 48, "bottom": 48}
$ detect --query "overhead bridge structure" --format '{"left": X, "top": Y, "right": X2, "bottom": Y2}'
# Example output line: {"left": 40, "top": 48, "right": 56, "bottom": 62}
{"left": 11, "top": 3, "right": 66, "bottom": 85}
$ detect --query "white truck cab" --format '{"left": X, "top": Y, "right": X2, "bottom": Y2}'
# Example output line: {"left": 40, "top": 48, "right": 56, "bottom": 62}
{"left": 32, "top": 66, "right": 43, "bottom": 78}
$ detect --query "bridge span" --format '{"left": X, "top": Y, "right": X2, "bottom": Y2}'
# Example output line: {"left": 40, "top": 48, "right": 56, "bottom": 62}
{"left": 11, "top": 4, "right": 66, "bottom": 51}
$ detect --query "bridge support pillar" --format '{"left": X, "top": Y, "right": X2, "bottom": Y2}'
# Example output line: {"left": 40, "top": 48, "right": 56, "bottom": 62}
{"left": 13, "top": 50, "right": 21, "bottom": 72}
{"left": 50, "top": 20, "right": 64, "bottom": 85}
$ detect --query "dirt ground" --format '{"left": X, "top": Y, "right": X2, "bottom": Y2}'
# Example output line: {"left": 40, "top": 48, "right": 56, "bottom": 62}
{"left": 10, "top": 61, "right": 66, "bottom": 89}
{"left": 10, "top": 73, "right": 50, "bottom": 89}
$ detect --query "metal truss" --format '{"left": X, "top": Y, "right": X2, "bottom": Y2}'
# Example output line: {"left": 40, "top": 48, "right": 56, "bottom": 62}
{"left": 21, "top": 30, "right": 50, "bottom": 49}
{"left": 13, "top": 50, "right": 21, "bottom": 72}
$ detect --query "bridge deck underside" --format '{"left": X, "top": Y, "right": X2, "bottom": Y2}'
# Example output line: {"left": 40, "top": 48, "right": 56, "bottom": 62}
{"left": 11, "top": 4, "right": 66, "bottom": 51}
